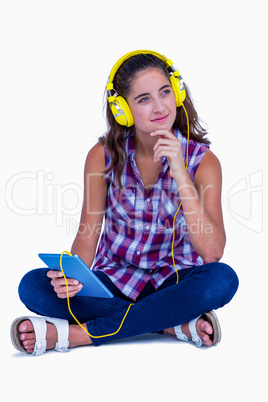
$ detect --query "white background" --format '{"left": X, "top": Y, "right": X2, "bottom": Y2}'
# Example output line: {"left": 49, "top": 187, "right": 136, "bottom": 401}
{"left": 1, "top": 0, "right": 267, "bottom": 401}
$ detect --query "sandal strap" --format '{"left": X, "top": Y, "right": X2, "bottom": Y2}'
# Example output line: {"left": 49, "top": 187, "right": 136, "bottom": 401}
{"left": 174, "top": 315, "right": 203, "bottom": 348}
{"left": 174, "top": 324, "right": 190, "bottom": 342}
{"left": 46, "top": 317, "right": 70, "bottom": 352}
{"left": 188, "top": 315, "right": 203, "bottom": 348}
{"left": 27, "top": 316, "right": 47, "bottom": 356}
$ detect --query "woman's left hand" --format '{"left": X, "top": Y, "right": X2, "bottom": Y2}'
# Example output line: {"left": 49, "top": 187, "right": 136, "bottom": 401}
{"left": 151, "top": 130, "right": 186, "bottom": 178}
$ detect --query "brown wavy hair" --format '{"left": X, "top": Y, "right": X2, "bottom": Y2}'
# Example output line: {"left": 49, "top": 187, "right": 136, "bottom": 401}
{"left": 99, "top": 53, "right": 210, "bottom": 188}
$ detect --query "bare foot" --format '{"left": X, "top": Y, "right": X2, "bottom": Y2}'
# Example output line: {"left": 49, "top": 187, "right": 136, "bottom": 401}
{"left": 18, "top": 320, "right": 93, "bottom": 353}
{"left": 165, "top": 317, "right": 214, "bottom": 346}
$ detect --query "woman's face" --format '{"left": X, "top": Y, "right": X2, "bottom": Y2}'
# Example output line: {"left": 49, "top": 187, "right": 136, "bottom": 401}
{"left": 127, "top": 68, "right": 177, "bottom": 136}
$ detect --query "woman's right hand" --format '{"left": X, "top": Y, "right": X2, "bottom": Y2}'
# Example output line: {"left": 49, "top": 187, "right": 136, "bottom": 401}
{"left": 46, "top": 270, "right": 83, "bottom": 299}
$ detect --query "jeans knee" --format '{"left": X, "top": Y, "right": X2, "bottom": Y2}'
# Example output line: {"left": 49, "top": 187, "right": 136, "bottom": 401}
{"left": 217, "top": 262, "right": 239, "bottom": 299}
{"left": 203, "top": 262, "right": 239, "bottom": 308}
{"left": 18, "top": 269, "right": 34, "bottom": 305}
{"left": 18, "top": 268, "right": 50, "bottom": 307}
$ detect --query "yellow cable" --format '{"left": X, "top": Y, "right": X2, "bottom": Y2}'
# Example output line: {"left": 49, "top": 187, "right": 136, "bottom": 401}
{"left": 172, "top": 102, "right": 190, "bottom": 284}
{"left": 60, "top": 102, "right": 189, "bottom": 337}
{"left": 59, "top": 251, "right": 134, "bottom": 339}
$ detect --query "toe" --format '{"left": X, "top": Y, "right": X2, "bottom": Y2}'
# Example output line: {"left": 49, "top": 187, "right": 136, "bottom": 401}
{"left": 22, "top": 340, "right": 35, "bottom": 352}
{"left": 195, "top": 318, "right": 214, "bottom": 346}
{"left": 19, "top": 320, "right": 34, "bottom": 333}
{"left": 20, "top": 332, "right": 35, "bottom": 341}
{"left": 23, "top": 338, "right": 36, "bottom": 347}
{"left": 199, "top": 321, "right": 213, "bottom": 346}
{"left": 201, "top": 321, "right": 213, "bottom": 336}
{"left": 200, "top": 333, "right": 213, "bottom": 346}
{"left": 17, "top": 320, "right": 36, "bottom": 353}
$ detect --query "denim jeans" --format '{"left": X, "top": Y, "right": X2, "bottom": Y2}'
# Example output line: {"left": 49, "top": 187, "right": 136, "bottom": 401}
{"left": 18, "top": 262, "right": 239, "bottom": 346}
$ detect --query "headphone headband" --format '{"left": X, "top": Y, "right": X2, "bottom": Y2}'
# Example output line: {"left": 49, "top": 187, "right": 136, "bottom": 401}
{"left": 107, "top": 50, "right": 175, "bottom": 92}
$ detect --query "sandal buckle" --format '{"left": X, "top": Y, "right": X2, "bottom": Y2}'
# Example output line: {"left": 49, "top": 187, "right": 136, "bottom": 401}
{"left": 55, "top": 341, "right": 70, "bottom": 352}
{"left": 34, "top": 339, "right": 47, "bottom": 355}
{"left": 192, "top": 335, "right": 203, "bottom": 348}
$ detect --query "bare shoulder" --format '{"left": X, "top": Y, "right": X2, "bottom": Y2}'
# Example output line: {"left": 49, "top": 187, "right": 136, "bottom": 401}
{"left": 85, "top": 141, "right": 105, "bottom": 174}
{"left": 198, "top": 149, "right": 221, "bottom": 171}
{"left": 194, "top": 149, "right": 222, "bottom": 187}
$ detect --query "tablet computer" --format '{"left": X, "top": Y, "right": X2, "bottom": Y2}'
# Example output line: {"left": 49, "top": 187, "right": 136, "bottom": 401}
{"left": 38, "top": 253, "right": 114, "bottom": 298}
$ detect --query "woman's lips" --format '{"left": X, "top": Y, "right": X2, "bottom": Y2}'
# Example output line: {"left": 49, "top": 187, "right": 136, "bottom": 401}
{"left": 151, "top": 114, "right": 169, "bottom": 123}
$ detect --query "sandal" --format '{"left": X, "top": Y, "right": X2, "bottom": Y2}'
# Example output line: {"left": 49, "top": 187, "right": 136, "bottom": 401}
{"left": 10, "top": 316, "right": 70, "bottom": 356}
{"left": 174, "top": 311, "right": 221, "bottom": 347}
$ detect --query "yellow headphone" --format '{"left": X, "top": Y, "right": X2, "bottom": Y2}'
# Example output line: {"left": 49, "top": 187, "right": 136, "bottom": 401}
{"left": 106, "top": 50, "right": 186, "bottom": 127}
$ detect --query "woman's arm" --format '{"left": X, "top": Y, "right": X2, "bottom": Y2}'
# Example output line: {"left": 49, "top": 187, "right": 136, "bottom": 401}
{"left": 152, "top": 130, "right": 226, "bottom": 263}
{"left": 71, "top": 142, "right": 108, "bottom": 267}
{"left": 179, "top": 149, "right": 226, "bottom": 263}
{"left": 48, "top": 142, "right": 107, "bottom": 298}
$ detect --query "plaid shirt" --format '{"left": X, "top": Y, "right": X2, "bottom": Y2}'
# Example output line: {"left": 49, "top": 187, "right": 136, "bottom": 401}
{"left": 92, "top": 128, "right": 209, "bottom": 301}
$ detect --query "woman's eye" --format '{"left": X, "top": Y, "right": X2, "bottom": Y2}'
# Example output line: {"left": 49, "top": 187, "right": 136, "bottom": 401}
{"left": 138, "top": 97, "right": 149, "bottom": 103}
{"left": 161, "top": 89, "right": 171, "bottom": 96}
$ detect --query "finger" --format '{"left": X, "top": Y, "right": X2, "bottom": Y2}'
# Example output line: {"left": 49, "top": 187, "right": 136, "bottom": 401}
{"left": 154, "top": 147, "right": 179, "bottom": 162}
{"left": 54, "top": 283, "right": 82, "bottom": 294}
{"left": 53, "top": 280, "right": 83, "bottom": 292}
{"left": 51, "top": 277, "right": 81, "bottom": 288}
{"left": 153, "top": 138, "right": 177, "bottom": 152}
{"left": 154, "top": 136, "right": 182, "bottom": 158}
{"left": 154, "top": 150, "right": 178, "bottom": 162}
{"left": 56, "top": 285, "right": 83, "bottom": 299}
{"left": 57, "top": 292, "right": 76, "bottom": 299}
{"left": 55, "top": 283, "right": 82, "bottom": 292}
{"left": 150, "top": 130, "right": 175, "bottom": 140}
{"left": 47, "top": 270, "right": 63, "bottom": 279}
{"left": 154, "top": 145, "right": 180, "bottom": 155}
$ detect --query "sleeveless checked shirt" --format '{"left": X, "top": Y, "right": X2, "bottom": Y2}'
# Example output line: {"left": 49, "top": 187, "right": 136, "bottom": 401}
{"left": 92, "top": 127, "right": 209, "bottom": 301}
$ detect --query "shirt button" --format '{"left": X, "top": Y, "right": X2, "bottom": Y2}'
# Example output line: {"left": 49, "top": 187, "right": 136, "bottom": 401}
{"left": 137, "top": 251, "right": 141, "bottom": 255}
{"left": 145, "top": 226, "right": 150, "bottom": 230}
{"left": 147, "top": 198, "right": 150, "bottom": 202}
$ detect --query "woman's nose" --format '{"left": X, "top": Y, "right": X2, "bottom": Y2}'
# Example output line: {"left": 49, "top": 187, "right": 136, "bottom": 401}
{"left": 153, "top": 101, "right": 165, "bottom": 113}
{"left": 152, "top": 97, "right": 165, "bottom": 113}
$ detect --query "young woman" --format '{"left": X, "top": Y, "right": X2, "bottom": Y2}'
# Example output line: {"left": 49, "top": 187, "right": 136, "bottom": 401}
{"left": 11, "top": 50, "right": 239, "bottom": 355}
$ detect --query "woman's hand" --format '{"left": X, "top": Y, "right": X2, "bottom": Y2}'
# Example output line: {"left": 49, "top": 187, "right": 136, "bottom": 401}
{"left": 47, "top": 270, "right": 83, "bottom": 299}
{"left": 151, "top": 130, "right": 186, "bottom": 178}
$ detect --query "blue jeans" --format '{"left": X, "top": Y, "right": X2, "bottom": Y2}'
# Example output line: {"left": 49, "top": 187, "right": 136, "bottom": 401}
{"left": 18, "top": 262, "right": 238, "bottom": 346}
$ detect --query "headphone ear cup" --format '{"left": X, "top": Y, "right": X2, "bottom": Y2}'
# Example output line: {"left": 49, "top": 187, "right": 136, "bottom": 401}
{"left": 109, "top": 96, "right": 134, "bottom": 127}
{"left": 170, "top": 75, "right": 186, "bottom": 107}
